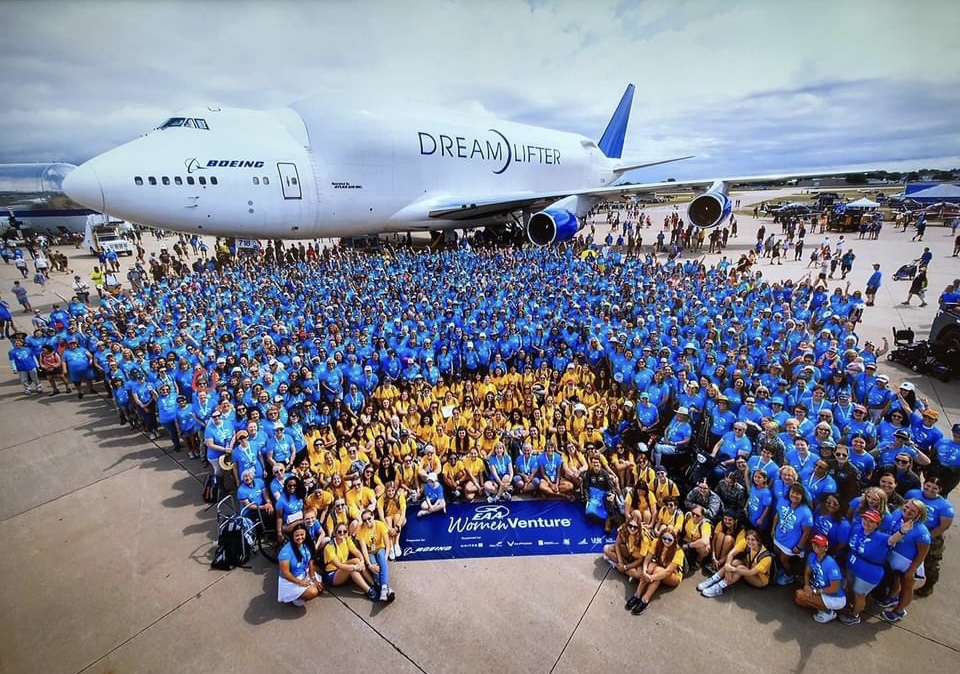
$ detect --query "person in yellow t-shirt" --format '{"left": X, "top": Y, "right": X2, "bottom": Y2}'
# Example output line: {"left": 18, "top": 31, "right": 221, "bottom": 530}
{"left": 460, "top": 447, "right": 486, "bottom": 502}
{"left": 626, "top": 527, "right": 685, "bottom": 615}
{"left": 376, "top": 481, "right": 407, "bottom": 560}
{"left": 650, "top": 466, "right": 681, "bottom": 502}
{"left": 578, "top": 422, "right": 604, "bottom": 450}
{"left": 356, "top": 511, "right": 396, "bottom": 603}
{"left": 655, "top": 498, "right": 685, "bottom": 536}
{"left": 322, "top": 524, "right": 377, "bottom": 600}
{"left": 345, "top": 477, "right": 377, "bottom": 518}
{"left": 323, "top": 497, "right": 357, "bottom": 538}
{"left": 476, "top": 426, "right": 499, "bottom": 458}
{"left": 603, "top": 516, "right": 653, "bottom": 579}
{"left": 625, "top": 480, "right": 658, "bottom": 526}
{"left": 441, "top": 452, "right": 468, "bottom": 499}
{"left": 397, "top": 454, "right": 420, "bottom": 501}
{"left": 633, "top": 453, "right": 656, "bottom": 490}
{"left": 561, "top": 441, "right": 588, "bottom": 491}
{"left": 417, "top": 445, "right": 442, "bottom": 483}
{"left": 708, "top": 511, "right": 747, "bottom": 574}
{"left": 680, "top": 506, "right": 713, "bottom": 571}
{"left": 697, "top": 529, "right": 773, "bottom": 597}
{"left": 315, "top": 451, "right": 343, "bottom": 489}
{"left": 610, "top": 444, "right": 636, "bottom": 490}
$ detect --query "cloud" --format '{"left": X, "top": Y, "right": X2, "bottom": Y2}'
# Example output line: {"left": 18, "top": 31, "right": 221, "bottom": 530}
{"left": 0, "top": 0, "right": 956, "bottom": 176}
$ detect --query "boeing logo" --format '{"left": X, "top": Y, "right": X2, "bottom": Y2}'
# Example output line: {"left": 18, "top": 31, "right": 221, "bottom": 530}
{"left": 205, "top": 160, "right": 265, "bottom": 168}
{"left": 185, "top": 158, "right": 204, "bottom": 174}
{"left": 417, "top": 128, "right": 561, "bottom": 175}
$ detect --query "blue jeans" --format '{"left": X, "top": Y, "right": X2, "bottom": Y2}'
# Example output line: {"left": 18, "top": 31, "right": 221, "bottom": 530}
{"left": 371, "top": 548, "right": 389, "bottom": 587}
{"left": 653, "top": 443, "right": 680, "bottom": 467}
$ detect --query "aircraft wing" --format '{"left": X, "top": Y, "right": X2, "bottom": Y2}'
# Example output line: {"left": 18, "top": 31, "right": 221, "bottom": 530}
{"left": 426, "top": 169, "right": 850, "bottom": 222}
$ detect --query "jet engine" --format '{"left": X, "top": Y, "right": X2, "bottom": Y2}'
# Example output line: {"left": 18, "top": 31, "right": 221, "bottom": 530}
{"left": 526, "top": 208, "right": 580, "bottom": 246}
{"left": 686, "top": 180, "right": 732, "bottom": 229}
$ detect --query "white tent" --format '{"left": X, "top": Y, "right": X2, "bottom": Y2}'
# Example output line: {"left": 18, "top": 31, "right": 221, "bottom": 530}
{"left": 907, "top": 184, "right": 960, "bottom": 203}
{"left": 847, "top": 197, "right": 879, "bottom": 209}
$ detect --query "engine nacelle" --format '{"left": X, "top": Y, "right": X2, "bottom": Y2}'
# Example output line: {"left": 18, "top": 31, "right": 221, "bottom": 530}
{"left": 526, "top": 208, "right": 580, "bottom": 246}
{"left": 687, "top": 180, "right": 732, "bottom": 229}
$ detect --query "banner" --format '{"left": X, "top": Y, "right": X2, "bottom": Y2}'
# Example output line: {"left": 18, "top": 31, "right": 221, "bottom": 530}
{"left": 398, "top": 499, "right": 614, "bottom": 561}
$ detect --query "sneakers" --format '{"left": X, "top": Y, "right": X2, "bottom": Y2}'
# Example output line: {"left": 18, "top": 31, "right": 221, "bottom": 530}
{"left": 487, "top": 495, "right": 497, "bottom": 503}
{"left": 366, "top": 587, "right": 378, "bottom": 601}
{"left": 701, "top": 584, "right": 724, "bottom": 598}
{"left": 625, "top": 596, "right": 640, "bottom": 611}
{"left": 501, "top": 492, "right": 512, "bottom": 501}
{"left": 881, "top": 609, "right": 907, "bottom": 623}
{"left": 876, "top": 595, "right": 899, "bottom": 609}
{"left": 696, "top": 577, "right": 718, "bottom": 592}
{"left": 775, "top": 572, "right": 795, "bottom": 586}
{"left": 394, "top": 543, "right": 402, "bottom": 558}
{"left": 813, "top": 610, "right": 837, "bottom": 624}
{"left": 630, "top": 599, "right": 649, "bottom": 615}
{"left": 416, "top": 510, "right": 428, "bottom": 518}
{"left": 386, "top": 587, "right": 396, "bottom": 603}
{"left": 838, "top": 613, "right": 862, "bottom": 626}
{"left": 920, "top": 302, "right": 928, "bottom": 307}
{"left": 380, "top": 585, "right": 389, "bottom": 602}
{"left": 606, "top": 558, "right": 618, "bottom": 569}
{"left": 388, "top": 548, "right": 395, "bottom": 561}
{"left": 291, "top": 599, "right": 306, "bottom": 607}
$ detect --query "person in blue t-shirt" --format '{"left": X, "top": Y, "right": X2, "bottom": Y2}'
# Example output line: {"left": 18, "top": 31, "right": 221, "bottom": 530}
{"left": 652, "top": 407, "right": 692, "bottom": 469}
{"left": 8, "top": 335, "right": 42, "bottom": 394}
{"left": 904, "top": 477, "right": 954, "bottom": 597}
{"left": 155, "top": 384, "right": 182, "bottom": 452}
{"left": 839, "top": 509, "right": 902, "bottom": 625}
{"left": 877, "top": 499, "right": 931, "bottom": 623}
{"left": 277, "top": 523, "right": 322, "bottom": 607}
{"left": 933, "top": 424, "right": 960, "bottom": 496}
{"left": 793, "top": 534, "right": 845, "bottom": 624}
{"left": 772, "top": 483, "right": 813, "bottom": 585}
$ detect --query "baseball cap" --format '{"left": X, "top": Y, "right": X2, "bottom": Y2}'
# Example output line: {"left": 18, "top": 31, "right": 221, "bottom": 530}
{"left": 810, "top": 534, "right": 829, "bottom": 547}
{"left": 426, "top": 472, "right": 438, "bottom": 482}
{"left": 676, "top": 406, "right": 689, "bottom": 416}
{"left": 900, "top": 382, "right": 915, "bottom": 391}
{"left": 862, "top": 510, "right": 882, "bottom": 524}
{"left": 894, "top": 429, "right": 910, "bottom": 440}
{"left": 952, "top": 423, "right": 960, "bottom": 435}
{"left": 921, "top": 409, "right": 939, "bottom": 420}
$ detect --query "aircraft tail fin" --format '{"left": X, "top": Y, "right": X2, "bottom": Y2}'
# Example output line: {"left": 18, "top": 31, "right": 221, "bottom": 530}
{"left": 597, "top": 84, "right": 635, "bottom": 159}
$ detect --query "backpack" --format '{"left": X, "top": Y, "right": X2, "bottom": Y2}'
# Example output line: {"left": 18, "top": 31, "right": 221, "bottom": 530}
{"left": 202, "top": 474, "right": 220, "bottom": 504}
{"left": 211, "top": 515, "right": 254, "bottom": 570}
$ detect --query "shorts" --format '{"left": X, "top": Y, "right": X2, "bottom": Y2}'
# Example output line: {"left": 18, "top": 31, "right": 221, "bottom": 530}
{"left": 323, "top": 569, "right": 338, "bottom": 586}
{"left": 849, "top": 574, "right": 879, "bottom": 596}
{"left": 822, "top": 593, "right": 846, "bottom": 611}
{"left": 888, "top": 550, "right": 913, "bottom": 573}
{"left": 774, "top": 539, "right": 801, "bottom": 557}
{"left": 277, "top": 573, "right": 308, "bottom": 603}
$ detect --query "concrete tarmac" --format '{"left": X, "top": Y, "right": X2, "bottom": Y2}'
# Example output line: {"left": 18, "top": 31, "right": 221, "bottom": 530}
{"left": 0, "top": 190, "right": 957, "bottom": 674}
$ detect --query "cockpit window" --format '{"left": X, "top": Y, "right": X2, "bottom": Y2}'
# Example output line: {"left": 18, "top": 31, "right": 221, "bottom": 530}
{"left": 160, "top": 117, "right": 186, "bottom": 129}
{"left": 159, "top": 117, "right": 209, "bottom": 130}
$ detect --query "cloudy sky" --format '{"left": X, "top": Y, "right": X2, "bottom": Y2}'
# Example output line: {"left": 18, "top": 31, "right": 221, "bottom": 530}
{"left": 1, "top": 0, "right": 958, "bottom": 180}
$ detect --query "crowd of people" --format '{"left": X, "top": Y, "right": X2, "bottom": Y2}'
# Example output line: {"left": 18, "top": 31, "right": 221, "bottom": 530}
{"left": 2, "top": 226, "right": 956, "bottom": 621}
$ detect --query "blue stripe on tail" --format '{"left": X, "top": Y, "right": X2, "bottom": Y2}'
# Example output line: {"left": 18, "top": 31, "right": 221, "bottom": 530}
{"left": 597, "top": 84, "right": 635, "bottom": 159}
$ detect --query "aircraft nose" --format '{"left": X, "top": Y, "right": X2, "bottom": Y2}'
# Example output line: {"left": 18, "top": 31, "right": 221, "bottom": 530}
{"left": 62, "top": 161, "right": 105, "bottom": 213}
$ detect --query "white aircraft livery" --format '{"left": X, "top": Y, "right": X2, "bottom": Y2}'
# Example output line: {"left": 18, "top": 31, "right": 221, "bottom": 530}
{"left": 62, "top": 85, "right": 837, "bottom": 245}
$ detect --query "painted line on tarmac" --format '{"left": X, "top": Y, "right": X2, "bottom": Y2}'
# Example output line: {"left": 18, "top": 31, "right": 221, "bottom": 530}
{"left": 548, "top": 564, "right": 613, "bottom": 674}
{"left": 326, "top": 592, "right": 431, "bottom": 674}
{"left": 74, "top": 573, "right": 235, "bottom": 674}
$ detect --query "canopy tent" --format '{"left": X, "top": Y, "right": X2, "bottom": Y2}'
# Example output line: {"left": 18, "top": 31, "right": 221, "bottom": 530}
{"left": 907, "top": 184, "right": 960, "bottom": 204}
{"left": 846, "top": 197, "right": 879, "bottom": 209}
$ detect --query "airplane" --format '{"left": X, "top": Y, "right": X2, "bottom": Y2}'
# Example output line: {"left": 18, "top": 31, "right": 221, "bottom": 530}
{"left": 1, "top": 162, "right": 97, "bottom": 235}
{"left": 62, "top": 85, "right": 852, "bottom": 245}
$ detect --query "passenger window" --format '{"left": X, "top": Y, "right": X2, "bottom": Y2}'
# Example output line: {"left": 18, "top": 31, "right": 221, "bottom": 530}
{"left": 183, "top": 119, "right": 195, "bottom": 128}
{"left": 199, "top": 176, "right": 207, "bottom": 185}
{"left": 161, "top": 176, "right": 170, "bottom": 185}
{"left": 253, "top": 177, "right": 260, "bottom": 185}
{"left": 262, "top": 176, "right": 270, "bottom": 185}
{"left": 174, "top": 176, "right": 183, "bottom": 185}
{"left": 195, "top": 119, "right": 209, "bottom": 130}
{"left": 160, "top": 118, "right": 185, "bottom": 129}
{"left": 210, "top": 176, "right": 218, "bottom": 185}
{"left": 148, "top": 177, "right": 157, "bottom": 185}
{"left": 186, "top": 176, "right": 195, "bottom": 185}
{"left": 134, "top": 176, "right": 143, "bottom": 186}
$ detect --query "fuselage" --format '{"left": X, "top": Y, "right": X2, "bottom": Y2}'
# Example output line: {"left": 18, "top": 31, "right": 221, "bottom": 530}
{"left": 63, "top": 96, "right": 617, "bottom": 238}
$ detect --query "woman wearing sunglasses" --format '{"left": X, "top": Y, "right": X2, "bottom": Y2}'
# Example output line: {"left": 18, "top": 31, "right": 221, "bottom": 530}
{"left": 625, "top": 527, "right": 685, "bottom": 616}
{"left": 322, "top": 522, "right": 379, "bottom": 601}
{"left": 357, "top": 511, "right": 396, "bottom": 604}
{"left": 603, "top": 516, "right": 652, "bottom": 579}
